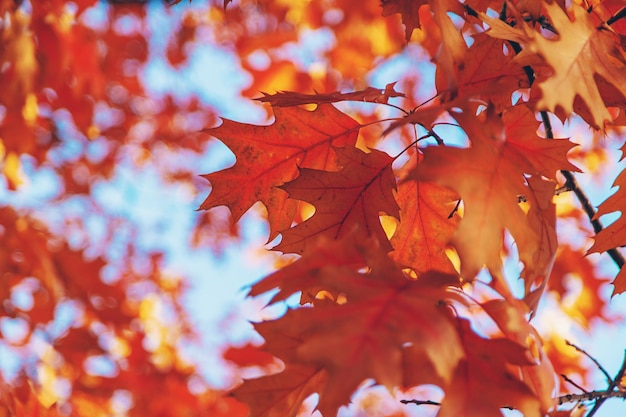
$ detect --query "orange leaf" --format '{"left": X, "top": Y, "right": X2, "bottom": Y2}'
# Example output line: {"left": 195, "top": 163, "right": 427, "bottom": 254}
{"left": 482, "top": 299, "right": 557, "bottom": 412}
{"left": 249, "top": 233, "right": 367, "bottom": 305}
{"left": 200, "top": 105, "right": 359, "bottom": 239}
{"left": 249, "top": 236, "right": 464, "bottom": 416}
{"left": 588, "top": 145, "right": 626, "bottom": 295}
{"left": 390, "top": 161, "right": 460, "bottom": 275}
{"left": 223, "top": 343, "right": 278, "bottom": 369}
{"left": 380, "top": 0, "right": 428, "bottom": 41}
{"left": 439, "top": 319, "right": 542, "bottom": 417}
{"left": 413, "top": 106, "right": 565, "bottom": 289}
{"left": 276, "top": 146, "right": 399, "bottom": 254}
{"left": 232, "top": 365, "right": 326, "bottom": 417}
{"left": 256, "top": 83, "right": 405, "bottom": 107}
{"left": 482, "top": 1, "right": 626, "bottom": 128}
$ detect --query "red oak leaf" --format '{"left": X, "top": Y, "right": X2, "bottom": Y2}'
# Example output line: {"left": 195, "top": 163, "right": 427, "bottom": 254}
{"left": 275, "top": 146, "right": 399, "bottom": 254}
{"left": 256, "top": 82, "right": 405, "bottom": 107}
{"left": 200, "top": 105, "right": 359, "bottom": 239}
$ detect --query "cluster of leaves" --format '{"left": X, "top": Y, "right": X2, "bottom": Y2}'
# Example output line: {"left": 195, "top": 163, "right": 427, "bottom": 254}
{"left": 3, "top": 0, "right": 626, "bottom": 416}
{"left": 199, "top": 0, "right": 626, "bottom": 416}
{"left": 0, "top": 1, "right": 246, "bottom": 416}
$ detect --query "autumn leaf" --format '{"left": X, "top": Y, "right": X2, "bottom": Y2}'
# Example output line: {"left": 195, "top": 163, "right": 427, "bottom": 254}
{"left": 249, "top": 235, "right": 465, "bottom": 416}
{"left": 232, "top": 365, "right": 326, "bottom": 417}
{"left": 249, "top": 232, "right": 368, "bottom": 305}
{"left": 522, "top": 175, "right": 558, "bottom": 313}
{"left": 588, "top": 144, "right": 626, "bottom": 294}
{"left": 481, "top": 1, "right": 626, "bottom": 128}
{"left": 275, "top": 146, "right": 399, "bottom": 254}
{"left": 390, "top": 154, "right": 460, "bottom": 275}
{"left": 200, "top": 105, "right": 360, "bottom": 239}
{"left": 232, "top": 308, "right": 328, "bottom": 417}
{"left": 412, "top": 106, "right": 567, "bottom": 289}
{"left": 481, "top": 299, "right": 557, "bottom": 412}
{"left": 452, "top": 33, "right": 529, "bottom": 108}
{"left": 380, "top": 0, "right": 428, "bottom": 41}
{"left": 256, "top": 82, "right": 405, "bottom": 107}
{"left": 223, "top": 343, "right": 278, "bottom": 369}
{"left": 502, "top": 106, "right": 580, "bottom": 181}
{"left": 438, "top": 319, "right": 542, "bottom": 417}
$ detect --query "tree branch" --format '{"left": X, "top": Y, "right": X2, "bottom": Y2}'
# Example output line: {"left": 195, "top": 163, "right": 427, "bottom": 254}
{"left": 506, "top": 31, "right": 626, "bottom": 272}
{"left": 400, "top": 399, "right": 441, "bottom": 406}
{"left": 586, "top": 350, "right": 626, "bottom": 417}
{"left": 539, "top": 112, "right": 625, "bottom": 271}
{"left": 558, "top": 389, "right": 626, "bottom": 406}
{"left": 566, "top": 340, "right": 613, "bottom": 383}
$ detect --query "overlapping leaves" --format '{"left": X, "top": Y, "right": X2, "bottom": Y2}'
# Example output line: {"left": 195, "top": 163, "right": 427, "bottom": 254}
{"left": 195, "top": 0, "right": 626, "bottom": 416}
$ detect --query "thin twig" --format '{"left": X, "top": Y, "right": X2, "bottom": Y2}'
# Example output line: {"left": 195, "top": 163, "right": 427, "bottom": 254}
{"left": 586, "top": 350, "right": 626, "bottom": 417}
{"left": 561, "top": 373, "right": 588, "bottom": 393}
{"left": 566, "top": 340, "right": 613, "bottom": 383}
{"left": 400, "top": 399, "right": 441, "bottom": 406}
{"left": 542, "top": 111, "right": 625, "bottom": 270}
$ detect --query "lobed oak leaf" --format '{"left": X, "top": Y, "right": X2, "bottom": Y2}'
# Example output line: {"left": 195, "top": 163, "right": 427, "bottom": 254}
{"left": 522, "top": 175, "right": 558, "bottom": 313}
{"left": 275, "top": 146, "right": 399, "bottom": 254}
{"left": 250, "top": 233, "right": 368, "bottom": 305}
{"left": 482, "top": 299, "right": 557, "bottom": 412}
{"left": 438, "top": 319, "right": 542, "bottom": 417}
{"left": 588, "top": 148, "right": 626, "bottom": 295}
{"left": 482, "top": 1, "right": 626, "bottom": 129}
{"left": 502, "top": 105, "right": 580, "bottom": 181}
{"left": 380, "top": 0, "right": 428, "bottom": 41}
{"left": 390, "top": 154, "right": 460, "bottom": 275}
{"left": 232, "top": 364, "right": 326, "bottom": 417}
{"left": 413, "top": 106, "right": 564, "bottom": 289}
{"left": 256, "top": 82, "right": 405, "bottom": 107}
{"left": 249, "top": 236, "right": 464, "bottom": 416}
{"left": 452, "top": 34, "right": 529, "bottom": 109}
{"left": 588, "top": 167, "right": 626, "bottom": 255}
{"left": 255, "top": 274, "right": 463, "bottom": 417}
{"left": 200, "top": 105, "right": 359, "bottom": 239}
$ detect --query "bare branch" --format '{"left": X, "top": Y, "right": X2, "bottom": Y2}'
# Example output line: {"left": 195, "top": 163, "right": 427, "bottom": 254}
{"left": 400, "top": 399, "right": 441, "bottom": 406}
{"left": 561, "top": 373, "right": 588, "bottom": 393}
{"left": 558, "top": 389, "right": 626, "bottom": 406}
{"left": 566, "top": 340, "right": 613, "bottom": 383}
{"left": 586, "top": 350, "right": 626, "bottom": 417}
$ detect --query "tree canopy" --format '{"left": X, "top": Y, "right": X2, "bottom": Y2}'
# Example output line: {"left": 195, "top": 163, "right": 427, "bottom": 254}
{"left": 1, "top": 0, "right": 626, "bottom": 417}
